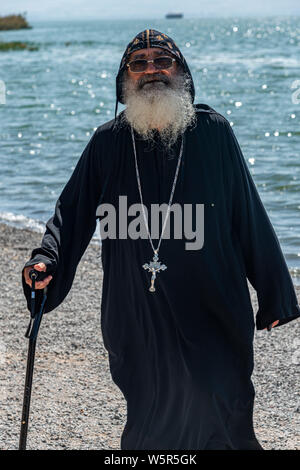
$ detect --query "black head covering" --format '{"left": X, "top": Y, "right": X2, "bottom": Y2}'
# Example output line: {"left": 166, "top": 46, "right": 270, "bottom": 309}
{"left": 114, "top": 29, "right": 196, "bottom": 121}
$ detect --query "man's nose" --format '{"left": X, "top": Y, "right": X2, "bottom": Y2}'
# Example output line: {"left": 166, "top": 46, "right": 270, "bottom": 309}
{"left": 144, "top": 60, "right": 157, "bottom": 73}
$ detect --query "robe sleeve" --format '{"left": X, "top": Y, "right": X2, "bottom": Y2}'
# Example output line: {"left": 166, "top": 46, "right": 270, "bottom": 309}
{"left": 222, "top": 117, "right": 300, "bottom": 330}
{"left": 21, "top": 129, "right": 103, "bottom": 315}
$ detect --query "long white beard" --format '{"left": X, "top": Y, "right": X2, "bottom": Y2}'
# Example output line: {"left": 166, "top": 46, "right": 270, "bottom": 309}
{"left": 118, "top": 70, "right": 197, "bottom": 151}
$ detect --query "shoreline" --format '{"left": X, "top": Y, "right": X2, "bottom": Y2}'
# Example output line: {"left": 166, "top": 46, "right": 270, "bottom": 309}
{"left": 0, "top": 218, "right": 101, "bottom": 245}
{"left": 1, "top": 222, "right": 299, "bottom": 449}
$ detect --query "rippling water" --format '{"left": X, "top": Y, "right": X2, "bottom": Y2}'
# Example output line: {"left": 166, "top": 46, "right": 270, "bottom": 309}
{"left": 0, "top": 17, "right": 299, "bottom": 283}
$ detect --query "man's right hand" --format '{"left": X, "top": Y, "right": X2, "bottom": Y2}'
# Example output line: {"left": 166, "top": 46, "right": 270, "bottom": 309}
{"left": 23, "top": 262, "right": 53, "bottom": 290}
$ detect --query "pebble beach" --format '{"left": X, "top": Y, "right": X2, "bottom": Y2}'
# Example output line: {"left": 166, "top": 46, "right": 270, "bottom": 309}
{"left": 0, "top": 221, "right": 299, "bottom": 450}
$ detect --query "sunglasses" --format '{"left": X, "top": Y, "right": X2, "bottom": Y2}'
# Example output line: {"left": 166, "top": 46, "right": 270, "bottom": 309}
{"left": 126, "top": 56, "right": 177, "bottom": 73}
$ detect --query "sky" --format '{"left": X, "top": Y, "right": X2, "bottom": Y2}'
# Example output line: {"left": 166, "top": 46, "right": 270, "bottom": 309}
{"left": 1, "top": 0, "right": 300, "bottom": 21}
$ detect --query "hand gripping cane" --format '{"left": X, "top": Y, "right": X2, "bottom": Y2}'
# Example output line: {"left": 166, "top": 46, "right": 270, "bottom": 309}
{"left": 19, "top": 268, "right": 48, "bottom": 450}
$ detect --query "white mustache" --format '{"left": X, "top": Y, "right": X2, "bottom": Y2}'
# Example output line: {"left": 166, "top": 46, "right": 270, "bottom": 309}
{"left": 138, "top": 74, "right": 170, "bottom": 89}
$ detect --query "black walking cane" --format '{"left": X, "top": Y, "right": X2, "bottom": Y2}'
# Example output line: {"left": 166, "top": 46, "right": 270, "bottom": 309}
{"left": 19, "top": 268, "right": 48, "bottom": 450}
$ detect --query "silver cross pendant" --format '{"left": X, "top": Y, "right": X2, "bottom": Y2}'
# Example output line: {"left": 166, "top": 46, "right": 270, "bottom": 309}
{"left": 142, "top": 252, "right": 167, "bottom": 292}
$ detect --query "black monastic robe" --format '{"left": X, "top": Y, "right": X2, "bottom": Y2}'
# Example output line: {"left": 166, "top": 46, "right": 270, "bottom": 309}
{"left": 22, "top": 104, "right": 300, "bottom": 450}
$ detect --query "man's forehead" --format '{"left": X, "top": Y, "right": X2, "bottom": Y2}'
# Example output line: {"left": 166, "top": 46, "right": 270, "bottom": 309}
{"left": 129, "top": 47, "right": 173, "bottom": 60}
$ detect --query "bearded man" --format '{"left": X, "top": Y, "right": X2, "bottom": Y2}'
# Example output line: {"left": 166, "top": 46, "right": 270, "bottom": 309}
{"left": 22, "top": 29, "right": 300, "bottom": 450}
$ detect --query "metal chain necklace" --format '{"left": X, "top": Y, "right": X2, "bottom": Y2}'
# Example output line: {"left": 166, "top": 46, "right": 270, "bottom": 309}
{"left": 130, "top": 125, "right": 184, "bottom": 292}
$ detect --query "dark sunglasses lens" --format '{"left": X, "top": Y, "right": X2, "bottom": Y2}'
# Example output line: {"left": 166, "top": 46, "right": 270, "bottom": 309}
{"left": 129, "top": 60, "right": 148, "bottom": 72}
{"left": 129, "top": 57, "right": 174, "bottom": 72}
{"left": 154, "top": 57, "right": 173, "bottom": 69}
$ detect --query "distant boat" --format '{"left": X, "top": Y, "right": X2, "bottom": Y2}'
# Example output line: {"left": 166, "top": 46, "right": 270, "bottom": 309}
{"left": 165, "top": 12, "right": 183, "bottom": 19}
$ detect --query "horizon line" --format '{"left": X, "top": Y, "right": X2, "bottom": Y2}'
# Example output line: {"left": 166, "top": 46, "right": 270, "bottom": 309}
{"left": 23, "top": 13, "right": 300, "bottom": 21}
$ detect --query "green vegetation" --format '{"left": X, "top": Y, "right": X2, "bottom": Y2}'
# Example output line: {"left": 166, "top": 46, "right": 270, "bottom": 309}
{"left": 0, "top": 13, "right": 36, "bottom": 51}
{"left": 0, "top": 41, "right": 38, "bottom": 51}
{"left": 0, "top": 13, "right": 32, "bottom": 31}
